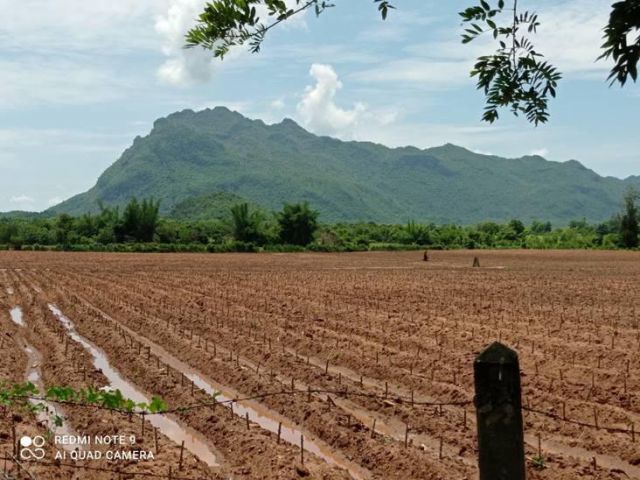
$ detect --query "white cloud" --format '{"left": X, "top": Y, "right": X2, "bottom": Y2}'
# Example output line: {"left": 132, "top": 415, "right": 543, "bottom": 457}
{"left": 296, "top": 64, "right": 367, "bottom": 137}
{"left": 47, "top": 197, "right": 63, "bottom": 207}
{"left": 530, "top": 148, "right": 550, "bottom": 157}
{"left": 155, "top": 0, "right": 307, "bottom": 86}
{"left": 255, "top": 1, "right": 309, "bottom": 30}
{"left": 155, "top": 0, "right": 214, "bottom": 85}
{"left": 472, "top": 149, "right": 495, "bottom": 156}
{"left": 0, "top": 58, "right": 136, "bottom": 109}
{"left": 353, "top": 0, "right": 612, "bottom": 90}
{"left": 535, "top": 0, "right": 611, "bottom": 75}
{"left": 9, "top": 195, "right": 35, "bottom": 205}
{"left": 0, "top": 0, "right": 161, "bottom": 53}
{"left": 271, "top": 98, "right": 285, "bottom": 110}
{"left": 0, "top": 1, "right": 163, "bottom": 109}
{"left": 0, "top": 128, "right": 131, "bottom": 152}
{"left": 0, "top": 127, "right": 134, "bottom": 177}
{"left": 356, "top": 9, "right": 435, "bottom": 43}
{"left": 350, "top": 58, "right": 470, "bottom": 88}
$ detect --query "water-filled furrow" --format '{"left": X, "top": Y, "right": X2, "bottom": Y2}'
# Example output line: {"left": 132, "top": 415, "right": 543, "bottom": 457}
{"left": 47, "top": 304, "right": 220, "bottom": 468}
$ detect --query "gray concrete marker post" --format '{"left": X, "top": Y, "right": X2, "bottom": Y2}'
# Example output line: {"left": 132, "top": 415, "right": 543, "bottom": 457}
{"left": 474, "top": 342, "right": 526, "bottom": 480}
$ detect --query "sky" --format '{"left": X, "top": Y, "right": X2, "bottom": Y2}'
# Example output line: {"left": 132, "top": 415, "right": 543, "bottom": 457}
{"left": 0, "top": 0, "right": 638, "bottom": 212}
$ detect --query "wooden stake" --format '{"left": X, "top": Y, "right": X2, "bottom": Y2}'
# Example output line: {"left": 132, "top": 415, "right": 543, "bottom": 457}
{"left": 277, "top": 422, "right": 282, "bottom": 444}
{"left": 178, "top": 441, "right": 185, "bottom": 471}
{"left": 11, "top": 423, "right": 16, "bottom": 457}
{"left": 154, "top": 427, "right": 159, "bottom": 454}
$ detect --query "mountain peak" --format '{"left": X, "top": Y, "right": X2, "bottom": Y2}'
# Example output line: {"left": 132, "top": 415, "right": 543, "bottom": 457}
{"left": 279, "top": 117, "right": 300, "bottom": 127}
{"left": 425, "top": 143, "right": 476, "bottom": 157}
{"left": 276, "top": 117, "right": 309, "bottom": 134}
{"left": 47, "top": 108, "right": 640, "bottom": 224}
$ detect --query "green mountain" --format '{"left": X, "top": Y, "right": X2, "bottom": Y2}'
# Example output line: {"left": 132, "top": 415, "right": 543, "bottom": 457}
{"left": 48, "top": 107, "right": 639, "bottom": 224}
{"left": 169, "top": 191, "right": 259, "bottom": 221}
{"left": 0, "top": 211, "right": 44, "bottom": 220}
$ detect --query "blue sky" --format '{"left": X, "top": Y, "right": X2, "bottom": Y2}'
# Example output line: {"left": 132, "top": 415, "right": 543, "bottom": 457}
{"left": 0, "top": 0, "right": 638, "bottom": 212}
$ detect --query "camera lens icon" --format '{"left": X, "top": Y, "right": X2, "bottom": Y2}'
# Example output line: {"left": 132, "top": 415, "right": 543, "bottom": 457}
{"left": 19, "top": 435, "right": 46, "bottom": 460}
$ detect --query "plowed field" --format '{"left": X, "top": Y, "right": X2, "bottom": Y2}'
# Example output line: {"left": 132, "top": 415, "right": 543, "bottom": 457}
{"left": 1, "top": 250, "right": 639, "bottom": 479}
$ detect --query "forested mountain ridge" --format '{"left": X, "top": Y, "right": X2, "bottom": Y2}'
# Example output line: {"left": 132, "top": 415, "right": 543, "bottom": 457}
{"left": 47, "top": 107, "right": 639, "bottom": 224}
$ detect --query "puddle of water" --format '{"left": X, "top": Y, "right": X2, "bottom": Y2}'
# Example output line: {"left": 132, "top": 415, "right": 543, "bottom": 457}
{"left": 187, "top": 371, "right": 356, "bottom": 468}
{"left": 10, "top": 307, "right": 24, "bottom": 326}
{"left": 94, "top": 307, "right": 369, "bottom": 480}
{"left": 525, "top": 434, "right": 640, "bottom": 478}
{"left": 47, "top": 304, "right": 220, "bottom": 468}
{"left": 23, "top": 343, "right": 78, "bottom": 450}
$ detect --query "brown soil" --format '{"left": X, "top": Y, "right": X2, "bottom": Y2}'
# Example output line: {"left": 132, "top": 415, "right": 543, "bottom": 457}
{"left": 1, "top": 249, "right": 639, "bottom": 479}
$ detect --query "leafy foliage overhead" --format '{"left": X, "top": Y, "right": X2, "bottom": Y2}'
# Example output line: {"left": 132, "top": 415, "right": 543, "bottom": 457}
{"left": 185, "top": 0, "right": 640, "bottom": 125}
{"left": 185, "top": 0, "right": 333, "bottom": 57}
{"left": 599, "top": 0, "right": 640, "bottom": 86}
{"left": 460, "top": 1, "right": 561, "bottom": 125}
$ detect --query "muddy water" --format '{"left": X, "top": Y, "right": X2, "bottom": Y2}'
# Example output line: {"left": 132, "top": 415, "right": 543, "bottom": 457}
{"left": 101, "top": 310, "right": 371, "bottom": 480}
{"left": 23, "top": 343, "right": 78, "bottom": 450}
{"left": 10, "top": 306, "right": 24, "bottom": 326}
{"left": 186, "top": 371, "right": 373, "bottom": 479}
{"left": 525, "top": 433, "right": 640, "bottom": 478}
{"left": 47, "top": 304, "right": 221, "bottom": 468}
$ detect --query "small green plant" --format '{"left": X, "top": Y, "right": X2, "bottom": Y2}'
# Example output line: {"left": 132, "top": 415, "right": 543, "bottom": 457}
{"left": 531, "top": 454, "right": 546, "bottom": 470}
{"left": 0, "top": 381, "right": 168, "bottom": 427}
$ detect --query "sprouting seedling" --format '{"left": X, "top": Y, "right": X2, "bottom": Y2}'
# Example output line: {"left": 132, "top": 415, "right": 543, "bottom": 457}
{"left": 1, "top": 382, "right": 169, "bottom": 427}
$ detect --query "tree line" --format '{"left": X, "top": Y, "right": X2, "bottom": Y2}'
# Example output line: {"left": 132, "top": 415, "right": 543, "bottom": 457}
{"left": 0, "top": 191, "right": 638, "bottom": 252}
